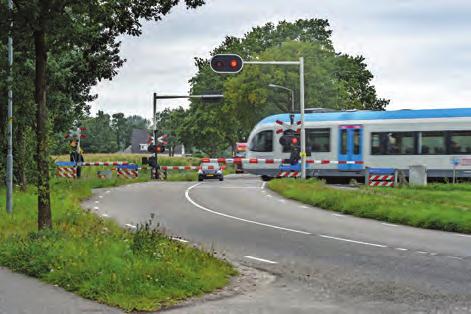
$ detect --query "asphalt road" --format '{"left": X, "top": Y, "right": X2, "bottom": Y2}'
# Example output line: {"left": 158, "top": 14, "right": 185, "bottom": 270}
{"left": 84, "top": 175, "right": 471, "bottom": 313}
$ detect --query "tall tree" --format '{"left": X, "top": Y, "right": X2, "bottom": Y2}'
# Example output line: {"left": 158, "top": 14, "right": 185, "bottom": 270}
{"left": 186, "top": 19, "right": 389, "bottom": 154}
{"left": 2, "top": 0, "right": 204, "bottom": 229}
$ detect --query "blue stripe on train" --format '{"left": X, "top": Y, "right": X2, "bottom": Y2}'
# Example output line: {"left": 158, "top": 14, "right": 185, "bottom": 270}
{"left": 258, "top": 108, "right": 471, "bottom": 126}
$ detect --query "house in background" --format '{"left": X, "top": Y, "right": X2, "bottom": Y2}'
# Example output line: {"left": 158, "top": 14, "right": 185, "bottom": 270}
{"left": 124, "top": 128, "right": 186, "bottom": 155}
{"left": 123, "top": 129, "right": 150, "bottom": 154}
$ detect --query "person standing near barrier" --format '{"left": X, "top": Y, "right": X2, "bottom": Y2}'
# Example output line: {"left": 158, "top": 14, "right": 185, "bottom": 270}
{"left": 69, "top": 142, "right": 84, "bottom": 178}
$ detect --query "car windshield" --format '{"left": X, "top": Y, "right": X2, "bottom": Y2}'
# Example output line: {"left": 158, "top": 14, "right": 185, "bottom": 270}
{"left": 202, "top": 163, "right": 220, "bottom": 170}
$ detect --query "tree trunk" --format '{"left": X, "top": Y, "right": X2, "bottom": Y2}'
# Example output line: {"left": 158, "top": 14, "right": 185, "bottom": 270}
{"left": 34, "top": 28, "right": 52, "bottom": 230}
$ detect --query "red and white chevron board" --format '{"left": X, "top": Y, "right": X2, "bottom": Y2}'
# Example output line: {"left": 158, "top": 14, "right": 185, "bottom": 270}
{"left": 369, "top": 181, "right": 394, "bottom": 187}
{"left": 201, "top": 158, "right": 363, "bottom": 165}
{"left": 161, "top": 166, "right": 200, "bottom": 171}
{"left": 79, "top": 162, "right": 129, "bottom": 166}
{"left": 277, "top": 171, "right": 300, "bottom": 178}
{"left": 56, "top": 167, "right": 77, "bottom": 178}
{"left": 117, "top": 169, "right": 139, "bottom": 179}
{"left": 369, "top": 175, "right": 394, "bottom": 181}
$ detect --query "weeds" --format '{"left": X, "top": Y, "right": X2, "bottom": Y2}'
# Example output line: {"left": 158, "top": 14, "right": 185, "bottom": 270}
{"left": 268, "top": 179, "right": 471, "bottom": 234}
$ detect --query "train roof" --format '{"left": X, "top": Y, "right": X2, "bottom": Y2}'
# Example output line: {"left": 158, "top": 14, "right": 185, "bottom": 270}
{"left": 258, "top": 108, "right": 471, "bottom": 126}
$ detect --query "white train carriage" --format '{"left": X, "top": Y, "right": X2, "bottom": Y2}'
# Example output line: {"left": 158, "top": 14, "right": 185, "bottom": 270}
{"left": 244, "top": 108, "right": 471, "bottom": 179}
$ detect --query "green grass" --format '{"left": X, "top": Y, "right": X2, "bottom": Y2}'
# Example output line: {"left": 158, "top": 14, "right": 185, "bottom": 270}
{"left": 268, "top": 179, "right": 471, "bottom": 234}
{"left": 0, "top": 177, "right": 236, "bottom": 312}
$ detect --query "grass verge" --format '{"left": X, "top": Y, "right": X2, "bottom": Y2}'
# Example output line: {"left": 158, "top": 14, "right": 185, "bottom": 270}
{"left": 0, "top": 178, "right": 236, "bottom": 312}
{"left": 268, "top": 179, "right": 471, "bottom": 234}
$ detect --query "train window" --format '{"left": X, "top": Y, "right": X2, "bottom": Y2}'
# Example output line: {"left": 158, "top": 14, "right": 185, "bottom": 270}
{"left": 371, "top": 133, "right": 385, "bottom": 155}
{"left": 386, "top": 132, "right": 417, "bottom": 155}
{"left": 353, "top": 129, "right": 361, "bottom": 154}
{"left": 306, "top": 128, "right": 330, "bottom": 153}
{"left": 341, "top": 130, "right": 347, "bottom": 155}
{"left": 421, "top": 131, "right": 446, "bottom": 154}
{"left": 449, "top": 131, "right": 471, "bottom": 154}
{"left": 371, "top": 132, "right": 417, "bottom": 155}
{"left": 249, "top": 130, "right": 273, "bottom": 152}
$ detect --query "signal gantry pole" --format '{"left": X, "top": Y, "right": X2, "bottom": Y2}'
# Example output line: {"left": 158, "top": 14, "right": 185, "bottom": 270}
{"left": 6, "top": 0, "right": 14, "bottom": 214}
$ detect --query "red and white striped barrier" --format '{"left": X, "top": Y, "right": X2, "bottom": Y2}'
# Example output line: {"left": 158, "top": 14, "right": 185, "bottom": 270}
{"left": 277, "top": 171, "right": 300, "bottom": 178}
{"left": 161, "top": 166, "right": 200, "bottom": 171}
{"left": 79, "top": 162, "right": 129, "bottom": 166}
{"left": 117, "top": 168, "right": 139, "bottom": 179}
{"left": 201, "top": 158, "right": 363, "bottom": 165}
{"left": 369, "top": 181, "right": 394, "bottom": 187}
{"left": 369, "top": 175, "right": 394, "bottom": 181}
{"left": 56, "top": 167, "right": 77, "bottom": 178}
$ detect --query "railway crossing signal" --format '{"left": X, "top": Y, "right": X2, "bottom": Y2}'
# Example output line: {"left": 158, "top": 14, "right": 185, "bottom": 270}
{"left": 210, "top": 54, "right": 244, "bottom": 74}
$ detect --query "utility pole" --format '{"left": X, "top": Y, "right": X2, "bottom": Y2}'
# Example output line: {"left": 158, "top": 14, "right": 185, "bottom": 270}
{"left": 299, "top": 57, "right": 306, "bottom": 180}
{"left": 152, "top": 92, "right": 158, "bottom": 179}
{"left": 6, "top": 0, "right": 14, "bottom": 214}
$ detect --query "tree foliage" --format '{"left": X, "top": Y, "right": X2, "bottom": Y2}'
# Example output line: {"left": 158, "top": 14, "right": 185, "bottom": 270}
{"left": 0, "top": 0, "right": 204, "bottom": 229}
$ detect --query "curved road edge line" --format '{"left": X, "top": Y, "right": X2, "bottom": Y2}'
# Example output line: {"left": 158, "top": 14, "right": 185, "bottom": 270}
{"left": 185, "top": 183, "right": 312, "bottom": 235}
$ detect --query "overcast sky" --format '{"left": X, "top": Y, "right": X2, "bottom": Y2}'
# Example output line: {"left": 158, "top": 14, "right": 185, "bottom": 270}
{"left": 90, "top": 0, "right": 471, "bottom": 119}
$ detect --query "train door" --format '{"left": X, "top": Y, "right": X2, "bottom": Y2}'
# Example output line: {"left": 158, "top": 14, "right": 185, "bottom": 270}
{"left": 338, "top": 125, "right": 363, "bottom": 170}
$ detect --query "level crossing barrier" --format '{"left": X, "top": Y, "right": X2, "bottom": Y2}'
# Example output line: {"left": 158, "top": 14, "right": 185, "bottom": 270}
{"left": 56, "top": 165, "right": 77, "bottom": 179}
{"left": 116, "top": 164, "right": 139, "bottom": 179}
{"left": 366, "top": 168, "right": 396, "bottom": 187}
{"left": 201, "top": 157, "right": 364, "bottom": 166}
{"left": 276, "top": 164, "right": 301, "bottom": 178}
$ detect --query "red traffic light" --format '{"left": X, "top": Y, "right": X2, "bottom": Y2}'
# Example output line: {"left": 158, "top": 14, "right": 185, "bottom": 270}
{"left": 210, "top": 54, "right": 244, "bottom": 74}
{"left": 291, "top": 137, "right": 298, "bottom": 145}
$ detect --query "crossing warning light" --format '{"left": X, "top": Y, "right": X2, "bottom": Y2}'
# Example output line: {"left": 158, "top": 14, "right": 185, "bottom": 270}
{"left": 210, "top": 54, "right": 244, "bottom": 74}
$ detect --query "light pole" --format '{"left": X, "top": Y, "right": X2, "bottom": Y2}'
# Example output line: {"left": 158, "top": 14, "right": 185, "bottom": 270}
{"left": 268, "top": 84, "right": 295, "bottom": 113}
{"left": 6, "top": 0, "right": 13, "bottom": 214}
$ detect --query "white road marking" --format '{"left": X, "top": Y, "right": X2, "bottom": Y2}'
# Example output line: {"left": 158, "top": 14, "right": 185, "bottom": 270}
{"left": 381, "top": 222, "right": 398, "bottom": 227}
{"left": 416, "top": 251, "right": 428, "bottom": 254}
{"left": 319, "top": 234, "right": 388, "bottom": 248}
{"left": 95, "top": 200, "right": 100, "bottom": 204}
{"left": 395, "top": 248, "right": 408, "bottom": 251}
{"left": 105, "top": 191, "right": 110, "bottom": 194}
{"left": 101, "top": 213, "right": 109, "bottom": 218}
{"left": 332, "top": 213, "right": 345, "bottom": 217}
{"left": 429, "top": 252, "right": 438, "bottom": 256}
{"left": 93, "top": 206, "right": 99, "bottom": 210}
{"left": 457, "top": 234, "right": 471, "bottom": 238}
{"left": 195, "top": 186, "right": 260, "bottom": 189}
{"left": 245, "top": 256, "right": 278, "bottom": 264}
{"left": 278, "top": 199, "right": 286, "bottom": 203}
{"left": 171, "top": 237, "right": 189, "bottom": 243}
{"left": 99, "top": 195, "right": 104, "bottom": 198}
{"left": 446, "top": 256, "right": 463, "bottom": 260}
{"left": 261, "top": 182, "right": 267, "bottom": 190}
{"left": 125, "top": 224, "right": 137, "bottom": 229}
{"left": 299, "top": 205, "right": 309, "bottom": 209}
{"left": 265, "top": 194, "right": 273, "bottom": 198}
{"left": 185, "top": 183, "right": 311, "bottom": 235}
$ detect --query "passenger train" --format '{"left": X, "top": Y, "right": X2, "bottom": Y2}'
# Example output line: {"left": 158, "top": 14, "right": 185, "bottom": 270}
{"left": 244, "top": 108, "right": 471, "bottom": 180}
